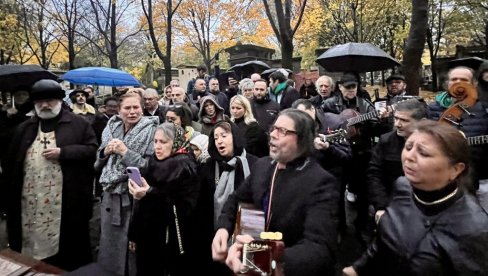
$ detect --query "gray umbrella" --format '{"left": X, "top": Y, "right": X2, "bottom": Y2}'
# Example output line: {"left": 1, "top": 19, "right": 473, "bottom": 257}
{"left": 0, "top": 64, "right": 59, "bottom": 92}
{"left": 316, "top": 42, "right": 400, "bottom": 72}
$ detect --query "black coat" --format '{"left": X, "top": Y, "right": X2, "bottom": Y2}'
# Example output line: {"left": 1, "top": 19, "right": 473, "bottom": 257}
{"left": 234, "top": 117, "right": 269, "bottom": 157}
{"left": 269, "top": 85, "right": 300, "bottom": 110}
{"left": 218, "top": 156, "right": 339, "bottom": 276}
{"left": 354, "top": 177, "right": 488, "bottom": 276}
{"left": 5, "top": 110, "right": 97, "bottom": 270}
{"left": 195, "top": 121, "right": 258, "bottom": 274}
{"left": 130, "top": 154, "right": 199, "bottom": 276}
{"left": 143, "top": 105, "right": 167, "bottom": 124}
{"left": 322, "top": 95, "right": 379, "bottom": 152}
{"left": 366, "top": 130, "right": 405, "bottom": 210}
{"left": 311, "top": 110, "right": 352, "bottom": 180}
{"left": 251, "top": 97, "right": 280, "bottom": 132}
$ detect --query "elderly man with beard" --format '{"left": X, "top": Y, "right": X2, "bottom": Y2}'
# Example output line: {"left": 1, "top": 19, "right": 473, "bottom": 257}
{"left": 4, "top": 79, "right": 98, "bottom": 271}
{"left": 212, "top": 109, "right": 339, "bottom": 276}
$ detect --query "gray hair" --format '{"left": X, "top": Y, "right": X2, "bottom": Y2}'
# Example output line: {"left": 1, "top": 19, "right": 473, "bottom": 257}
{"left": 144, "top": 88, "right": 159, "bottom": 97}
{"left": 315, "top": 75, "right": 335, "bottom": 91}
{"left": 239, "top": 78, "right": 254, "bottom": 91}
{"left": 395, "top": 100, "right": 428, "bottom": 120}
{"left": 155, "top": 122, "right": 176, "bottom": 141}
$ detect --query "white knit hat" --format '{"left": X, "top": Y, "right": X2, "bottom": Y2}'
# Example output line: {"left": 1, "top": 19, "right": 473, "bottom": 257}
{"left": 190, "top": 134, "right": 209, "bottom": 151}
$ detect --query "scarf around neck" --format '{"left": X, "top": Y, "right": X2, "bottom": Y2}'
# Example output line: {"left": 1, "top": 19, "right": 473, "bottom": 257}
{"left": 435, "top": 91, "right": 453, "bottom": 108}
{"left": 213, "top": 149, "right": 250, "bottom": 226}
{"left": 271, "top": 82, "right": 287, "bottom": 96}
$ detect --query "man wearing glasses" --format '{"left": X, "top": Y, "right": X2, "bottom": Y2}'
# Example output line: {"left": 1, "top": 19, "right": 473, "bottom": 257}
{"left": 143, "top": 88, "right": 168, "bottom": 123}
{"left": 212, "top": 109, "right": 339, "bottom": 276}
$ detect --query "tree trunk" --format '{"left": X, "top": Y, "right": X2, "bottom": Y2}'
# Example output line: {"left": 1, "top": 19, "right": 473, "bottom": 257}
{"left": 281, "top": 38, "right": 293, "bottom": 70}
{"left": 401, "top": 0, "right": 428, "bottom": 96}
{"left": 110, "top": 0, "right": 117, "bottom": 68}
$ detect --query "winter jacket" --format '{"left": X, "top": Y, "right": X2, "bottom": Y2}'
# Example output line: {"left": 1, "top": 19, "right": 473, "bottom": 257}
{"left": 218, "top": 156, "right": 339, "bottom": 276}
{"left": 233, "top": 117, "right": 269, "bottom": 157}
{"left": 251, "top": 97, "right": 280, "bottom": 132}
{"left": 354, "top": 177, "right": 488, "bottom": 276}
{"left": 366, "top": 130, "right": 405, "bottom": 210}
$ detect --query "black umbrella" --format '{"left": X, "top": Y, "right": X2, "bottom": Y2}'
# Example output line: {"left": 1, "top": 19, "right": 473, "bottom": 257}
{"left": 448, "top": 57, "right": 486, "bottom": 71}
{"left": 0, "top": 64, "right": 59, "bottom": 92}
{"left": 229, "top": 60, "right": 271, "bottom": 72}
{"left": 261, "top": 68, "right": 293, "bottom": 79}
{"left": 316, "top": 42, "right": 400, "bottom": 72}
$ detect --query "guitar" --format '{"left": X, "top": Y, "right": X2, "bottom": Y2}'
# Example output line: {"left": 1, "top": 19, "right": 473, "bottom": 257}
{"left": 346, "top": 97, "right": 422, "bottom": 127}
{"left": 234, "top": 204, "right": 284, "bottom": 276}
{"left": 467, "top": 135, "right": 488, "bottom": 146}
{"left": 320, "top": 129, "right": 348, "bottom": 143}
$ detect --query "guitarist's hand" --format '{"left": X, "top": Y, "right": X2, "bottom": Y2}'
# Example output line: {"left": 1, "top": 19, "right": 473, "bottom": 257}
{"left": 212, "top": 228, "right": 229, "bottom": 262}
{"left": 314, "top": 136, "right": 330, "bottom": 150}
{"left": 226, "top": 234, "right": 254, "bottom": 273}
{"left": 379, "top": 107, "right": 391, "bottom": 119}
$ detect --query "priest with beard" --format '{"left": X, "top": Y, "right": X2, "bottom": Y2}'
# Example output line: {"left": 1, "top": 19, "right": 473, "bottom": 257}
{"left": 4, "top": 79, "right": 98, "bottom": 271}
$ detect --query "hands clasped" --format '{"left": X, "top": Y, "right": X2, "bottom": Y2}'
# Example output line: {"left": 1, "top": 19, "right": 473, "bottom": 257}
{"left": 104, "top": 139, "right": 128, "bottom": 156}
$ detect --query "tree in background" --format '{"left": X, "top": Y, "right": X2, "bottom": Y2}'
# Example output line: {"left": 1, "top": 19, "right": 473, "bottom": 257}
{"left": 142, "top": 0, "right": 182, "bottom": 86}
{"left": 402, "top": 0, "right": 428, "bottom": 95}
{"left": 47, "top": 0, "right": 89, "bottom": 69}
{"left": 262, "top": 0, "right": 307, "bottom": 70}
{"left": 78, "top": 0, "right": 142, "bottom": 68}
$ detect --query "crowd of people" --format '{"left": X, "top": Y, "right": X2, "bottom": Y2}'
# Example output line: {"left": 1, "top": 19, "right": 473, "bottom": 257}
{"left": 0, "top": 62, "right": 487, "bottom": 276}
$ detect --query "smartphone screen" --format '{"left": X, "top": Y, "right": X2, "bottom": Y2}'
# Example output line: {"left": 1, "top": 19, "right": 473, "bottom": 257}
{"left": 126, "top": 167, "right": 143, "bottom": 187}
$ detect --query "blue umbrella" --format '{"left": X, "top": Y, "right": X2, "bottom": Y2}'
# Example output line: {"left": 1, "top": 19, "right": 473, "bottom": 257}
{"left": 62, "top": 67, "right": 140, "bottom": 86}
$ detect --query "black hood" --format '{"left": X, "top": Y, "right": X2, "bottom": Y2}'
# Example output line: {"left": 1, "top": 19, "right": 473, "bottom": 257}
{"left": 208, "top": 120, "right": 245, "bottom": 161}
{"left": 478, "top": 61, "right": 488, "bottom": 83}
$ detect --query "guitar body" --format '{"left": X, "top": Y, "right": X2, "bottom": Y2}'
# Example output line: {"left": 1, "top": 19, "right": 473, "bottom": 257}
{"left": 234, "top": 205, "right": 285, "bottom": 276}
{"left": 339, "top": 108, "right": 361, "bottom": 138}
{"left": 240, "top": 240, "right": 285, "bottom": 276}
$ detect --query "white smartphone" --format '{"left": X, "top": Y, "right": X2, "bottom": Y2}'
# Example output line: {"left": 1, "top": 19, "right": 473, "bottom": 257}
{"left": 126, "top": 167, "right": 143, "bottom": 187}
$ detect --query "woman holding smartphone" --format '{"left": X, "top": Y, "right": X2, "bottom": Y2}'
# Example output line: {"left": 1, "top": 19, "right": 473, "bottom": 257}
{"left": 128, "top": 122, "right": 199, "bottom": 276}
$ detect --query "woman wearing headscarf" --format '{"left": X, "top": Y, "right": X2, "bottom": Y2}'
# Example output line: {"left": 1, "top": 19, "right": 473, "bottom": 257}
{"left": 166, "top": 102, "right": 202, "bottom": 141}
{"left": 230, "top": 95, "right": 269, "bottom": 157}
{"left": 198, "top": 96, "right": 228, "bottom": 135}
{"left": 195, "top": 120, "right": 258, "bottom": 274}
{"left": 128, "top": 123, "right": 199, "bottom": 276}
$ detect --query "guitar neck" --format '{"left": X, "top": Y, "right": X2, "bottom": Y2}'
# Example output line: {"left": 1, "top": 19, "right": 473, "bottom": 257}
{"left": 468, "top": 135, "right": 488, "bottom": 145}
{"left": 347, "top": 110, "right": 380, "bottom": 126}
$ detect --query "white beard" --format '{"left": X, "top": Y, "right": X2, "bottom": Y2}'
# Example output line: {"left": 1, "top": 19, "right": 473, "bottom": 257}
{"left": 35, "top": 101, "right": 62, "bottom": 119}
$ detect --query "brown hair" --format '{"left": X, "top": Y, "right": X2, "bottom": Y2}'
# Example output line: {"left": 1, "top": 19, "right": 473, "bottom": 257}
{"left": 408, "top": 120, "right": 471, "bottom": 188}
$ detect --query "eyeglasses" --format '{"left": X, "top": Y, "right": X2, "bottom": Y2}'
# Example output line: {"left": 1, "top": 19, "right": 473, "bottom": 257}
{"left": 269, "top": 125, "right": 297, "bottom": 137}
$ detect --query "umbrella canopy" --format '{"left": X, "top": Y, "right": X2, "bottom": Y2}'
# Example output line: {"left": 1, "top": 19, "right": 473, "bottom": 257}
{"left": 448, "top": 57, "right": 486, "bottom": 71}
{"left": 0, "top": 64, "right": 58, "bottom": 92}
{"left": 316, "top": 42, "right": 400, "bottom": 72}
{"left": 229, "top": 60, "right": 271, "bottom": 72}
{"left": 62, "top": 67, "right": 140, "bottom": 87}
{"left": 261, "top": 68, "right": 293, "bottom": 79}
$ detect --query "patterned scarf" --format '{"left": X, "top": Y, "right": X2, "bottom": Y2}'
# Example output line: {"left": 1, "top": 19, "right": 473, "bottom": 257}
{"left": 172, "top": 124, "right": 189, "bottom": 154}
{"left": 99, "top": 116, "right": 158, "bottom": 194}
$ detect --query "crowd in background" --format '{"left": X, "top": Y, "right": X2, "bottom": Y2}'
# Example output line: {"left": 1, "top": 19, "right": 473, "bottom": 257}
{"left": 0, "top": 62, "right": 488, "bottom": 275}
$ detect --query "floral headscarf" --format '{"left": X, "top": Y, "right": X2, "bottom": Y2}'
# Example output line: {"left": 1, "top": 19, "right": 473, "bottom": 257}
{"left": 171, "top": 123, "right": 189, "bottom": 154}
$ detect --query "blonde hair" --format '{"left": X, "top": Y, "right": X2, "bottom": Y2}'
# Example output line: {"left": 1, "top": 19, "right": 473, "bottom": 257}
{"left": 230, "top": 95, "right": 256, "bottom": 125}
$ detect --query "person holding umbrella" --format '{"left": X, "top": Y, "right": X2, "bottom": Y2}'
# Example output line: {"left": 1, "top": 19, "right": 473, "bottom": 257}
{"left": 322, "top": 73, "right": 381, "bottom": 243}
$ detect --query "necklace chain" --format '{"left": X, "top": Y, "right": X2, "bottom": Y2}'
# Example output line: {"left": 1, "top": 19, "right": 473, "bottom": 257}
{"left": 413, "top": 187, "right": 459, "bottom": 206}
